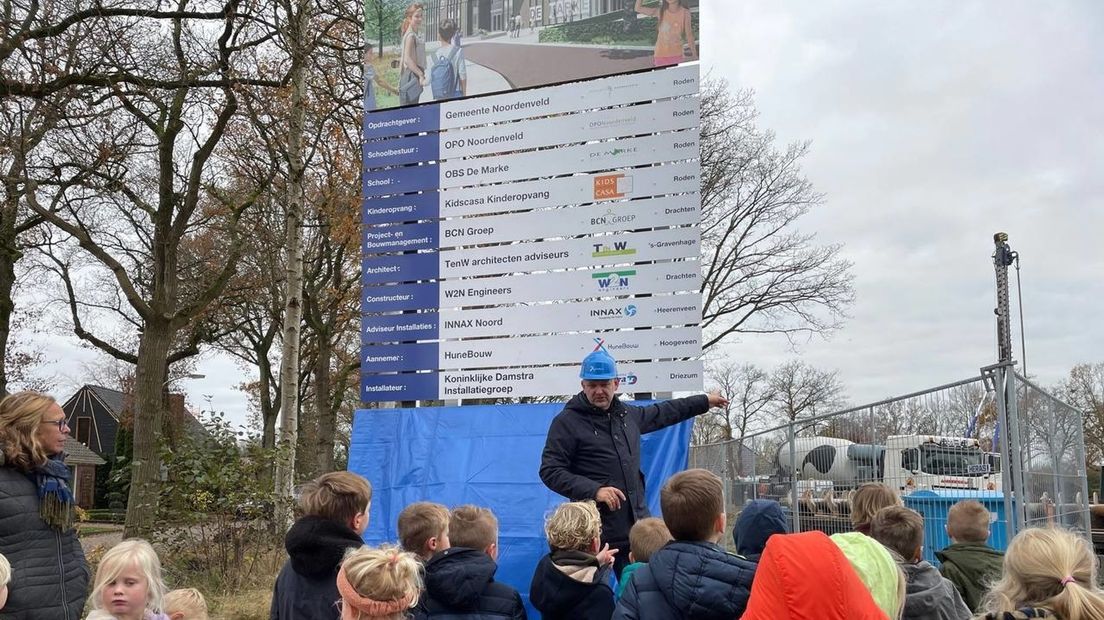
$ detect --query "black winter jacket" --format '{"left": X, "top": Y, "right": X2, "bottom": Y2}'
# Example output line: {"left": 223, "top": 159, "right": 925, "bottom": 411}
{"left": 0, "top": 466, "right": 89, "bottom": 620}
{"left": 411, "top": 547, "right": 526, "bottom": 620}
{"left": 529, "top": 551, "right": 614, "bottom": 620}
{"left": 612, "top": 541, "right": 757, "bottom": 620}
{"left": 269, "top": 515, "right": 365, "bottom": 620}
{"left": 539, "top": 393, "right": 709, "bottom": 547}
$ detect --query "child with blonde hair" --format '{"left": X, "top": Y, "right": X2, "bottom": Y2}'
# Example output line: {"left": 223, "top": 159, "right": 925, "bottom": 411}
{"left": 851, "top": 483, "right": 903, "bottom": 535}
{"left": 530, "top": 500, "right": 617, "bottom": 619}
{"left": 979, "top": 527, "right": 1104, "bottom": 620}
{"left": 619, "top": 517, "right": 671, "bottom": 597}
{"left": 86, "top": 539, "right": 170, "bottom": 620}
{"left": 337, "top": 545, "right": 422, "bottom": 620}
{"left": 162, "top": 588, "right": 208, "bottom": 620}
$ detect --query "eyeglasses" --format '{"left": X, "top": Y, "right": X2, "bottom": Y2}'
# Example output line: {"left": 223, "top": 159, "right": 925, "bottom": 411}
{"left": 41, "top": 417, "right": 69, "bottom": 431}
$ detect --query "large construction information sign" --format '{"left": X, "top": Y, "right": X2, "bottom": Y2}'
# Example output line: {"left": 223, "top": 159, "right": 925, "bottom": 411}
{"left": 361, "top": 64, "right": 702, "bottom": 402}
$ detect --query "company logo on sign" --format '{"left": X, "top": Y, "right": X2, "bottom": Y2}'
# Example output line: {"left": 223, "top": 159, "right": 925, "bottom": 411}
{"left": 593, "top": 173, "right": 633, "bottom": 200}
{"left": 590, "top": 303, "right": 637, "bottom": 320}
{"left": 593, "top": 269, "right": 636, "bottom": 290}
{"left": 589, "top": 146, "right": 638, "bottom": 159}
{"left": 590, "top": 209, "right": 637, "bottom": 228}
{"left": 588, "top": 116, "right": 638, "bottom": 130}
{"left": 592, "top": 240, "right": 636, "bottom": 258}
{"left": 621, "top": 373, "right": 638, "bottom": 385}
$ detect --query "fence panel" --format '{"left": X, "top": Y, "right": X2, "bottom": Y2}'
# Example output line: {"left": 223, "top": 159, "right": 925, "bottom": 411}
{"left": 1013, "top": 371, "right": 1091, "bottom": 532}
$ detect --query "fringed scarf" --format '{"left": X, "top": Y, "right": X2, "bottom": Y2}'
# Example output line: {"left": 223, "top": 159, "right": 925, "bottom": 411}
{"left": 28, "top": 455, "right": 75, "bottom": 530}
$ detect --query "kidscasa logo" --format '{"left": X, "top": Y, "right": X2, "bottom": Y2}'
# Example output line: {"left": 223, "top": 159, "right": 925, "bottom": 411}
{"left": 593, "top": 173, "right": 633, "bottom": 200}
{"left": 590, "top": 303, "right": 638, "bottom": 320}
{"left": 592, "top": 240, "right": 636, "bottom": 258}
{"left": 589, "top": 146, "right": 638, "bottom": 159}
{"left": 590, "top": 209, "right": 637, "bottom": 228}
{"left": 592, "top": 269, "right": 636, "bottom": 290}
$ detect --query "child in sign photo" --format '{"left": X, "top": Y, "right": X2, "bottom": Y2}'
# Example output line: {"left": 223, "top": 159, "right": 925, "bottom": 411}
{"left": 635, "top": 0, "right": 697, "bottom": 67}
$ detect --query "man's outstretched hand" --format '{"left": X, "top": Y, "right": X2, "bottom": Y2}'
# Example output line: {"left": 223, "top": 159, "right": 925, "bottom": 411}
{"left": 596, "top": 486, "right": 626, "bottom": 511}
{"left": 707, "top": 390, "right": 729, "bottom": 408}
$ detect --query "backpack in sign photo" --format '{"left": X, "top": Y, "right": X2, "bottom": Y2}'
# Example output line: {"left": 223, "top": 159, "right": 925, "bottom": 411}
{"left": 430, "top": 46, "right": 461, "bottom": 99}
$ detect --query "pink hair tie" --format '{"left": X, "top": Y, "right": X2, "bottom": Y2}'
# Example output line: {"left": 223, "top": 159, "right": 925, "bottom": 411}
{"left": 1061, "top": 575, "right": 1077, "bottom": 586}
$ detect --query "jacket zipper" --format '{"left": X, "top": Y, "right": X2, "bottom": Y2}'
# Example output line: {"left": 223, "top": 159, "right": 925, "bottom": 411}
{"left": 57, "top": 529, "right": 70, "bottom": 620}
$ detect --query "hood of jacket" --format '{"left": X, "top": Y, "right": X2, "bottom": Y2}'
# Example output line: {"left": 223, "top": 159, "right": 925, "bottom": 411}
{"left": 284, "top": 515, "right": 364, "bottom": 579}
{"left": 742, "top": 531, "right": 889, "bottom": 620}
{"left": 423, "top": 547, "right": 498, "bottom": 610}
{"left": 530, "top": 552, "right": 611, "bottom": 616}
{"left": 831, "top": 532, "right": 902, "bottom": 619}
{"left": 936, "top": 542, "right": 1005, "bottom": 571}
{"left": 644, "top": 540, "right": 756, "bottom": 617}
{"left": 898, "top": 558, "right": 969, "bottom": 619}
{"left": 734, "top": 499, "right": 788, "bottom": 559}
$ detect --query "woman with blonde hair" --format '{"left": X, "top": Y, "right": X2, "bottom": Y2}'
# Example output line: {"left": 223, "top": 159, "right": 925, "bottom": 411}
{"left": 337, "top": 545, "right": 422, "bottom": 619}
{"left": 397, "top": 2, "right": 427, "bottom": 105}
{"left": 0, "top": 391, "right": 89, "bottom": 617}
{"left": 978, "top": 527, "right": 1104, "bottom": 620}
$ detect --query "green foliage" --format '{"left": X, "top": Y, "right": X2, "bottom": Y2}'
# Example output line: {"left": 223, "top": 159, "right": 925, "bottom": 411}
{"left": 105, "top": 420, "right": 134, "bottom": 510}
{"left": 364, "top": 0, "right": 406, "bottom": 48}
{"left": 154, "top": 412, "right": 284, "bottom": 592}
{"left": 539, "top": 8, "right": 699, "bottom": 46}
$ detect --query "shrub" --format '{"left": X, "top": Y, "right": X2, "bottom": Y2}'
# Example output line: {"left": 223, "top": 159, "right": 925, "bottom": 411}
{"left": 154, "top": 412, "right": 284, "bottom": 593}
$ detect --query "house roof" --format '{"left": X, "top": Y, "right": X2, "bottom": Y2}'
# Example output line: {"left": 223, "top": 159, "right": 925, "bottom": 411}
{"left": 86, "top": 385, "right": 127, "bottom": 419}
{"left": 71, "top": 384, "right": 209, "bottom": 439}
{"left": 63, "top": 437, "right": 106, "bottom": 466}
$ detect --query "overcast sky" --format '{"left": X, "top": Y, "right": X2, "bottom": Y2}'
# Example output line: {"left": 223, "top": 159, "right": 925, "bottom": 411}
{"left": 32, "top": 1, "right": 1104, "bottom": 429}
{"left": 701, "top": 0, "right": 1104, "bottom": 405}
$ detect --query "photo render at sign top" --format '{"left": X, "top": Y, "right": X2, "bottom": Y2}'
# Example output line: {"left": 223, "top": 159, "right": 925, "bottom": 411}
{"left": 700, "top": 2, "right": 1103, "bottom": 403}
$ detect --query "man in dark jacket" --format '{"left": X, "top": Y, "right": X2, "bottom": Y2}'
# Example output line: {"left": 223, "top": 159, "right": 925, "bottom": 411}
{"left": 270, "top": 471, "right": 372, "bottom": 620}
{"left": 613, "top": 469, "right": 756, "bottom": 620}
{"left": 732, "top": 499, "right": 789, "bottom": 563}
{"left": 539, "top": 348, "right": 726, "bottom": 574}
{"left": 413, "top": 505, "right": 526, "bottom": 619}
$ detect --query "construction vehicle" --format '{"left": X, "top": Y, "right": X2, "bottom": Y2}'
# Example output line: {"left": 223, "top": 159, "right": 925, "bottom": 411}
{"left": 774, "top": 434, "right": 1002, "bottom": 496}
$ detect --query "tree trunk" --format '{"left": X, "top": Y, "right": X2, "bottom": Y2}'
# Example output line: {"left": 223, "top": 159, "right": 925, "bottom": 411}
{"left": 259, "top": 350, "right": 279, "bottom": 448}
{"left": 273, "top": 0, "right": 310, "bottom": 528}
{"left": 123, "top": 319, "right": 172, "bottom": 538}
{"left": 0, "top": 192, "right": 18, "bottom": 397}
{"left": 314, "top": 335, "right": 335, "bottom": 474}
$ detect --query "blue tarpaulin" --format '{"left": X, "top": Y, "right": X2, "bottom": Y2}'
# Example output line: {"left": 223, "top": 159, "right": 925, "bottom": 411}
{"left": 348, "top": 402, "right": 692, "bottom": 615}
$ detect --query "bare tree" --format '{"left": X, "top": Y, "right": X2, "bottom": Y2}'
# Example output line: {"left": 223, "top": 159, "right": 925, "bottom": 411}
{"left": 769, "top": 360, "right": 846, "bottom": 434}
{"left": 1063, "top": 362, "right": 1104, "bottom": 464}
{"left": 17, "top": 0, "right": 276, "bottom": 538}
{"left": 698, "top": 81, "right": 854, "bottom": 350}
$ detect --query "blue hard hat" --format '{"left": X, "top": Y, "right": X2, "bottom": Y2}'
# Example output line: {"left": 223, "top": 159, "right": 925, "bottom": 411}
{"left": 580, "top": 349, "right": 618, "bottom": 380}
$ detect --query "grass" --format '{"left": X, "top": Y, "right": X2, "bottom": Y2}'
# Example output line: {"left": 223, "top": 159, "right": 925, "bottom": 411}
{"left": 210, "top": 588, "right": 273, "bottom": 620}
{"left": 368, "top": 52, "right": 401, "bottom": 110}
{"left": 77, "top": 524, "right": 121, "bottom": 536}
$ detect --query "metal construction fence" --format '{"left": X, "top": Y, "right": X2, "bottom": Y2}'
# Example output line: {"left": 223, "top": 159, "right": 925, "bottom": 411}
{"left": 690, "top": 364, "right": 1090, "bottom": 563}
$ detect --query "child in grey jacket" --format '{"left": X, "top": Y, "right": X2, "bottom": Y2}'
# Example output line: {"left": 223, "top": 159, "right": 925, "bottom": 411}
{"left": 871, "top": 506, "right": 971, "bottom": 620}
